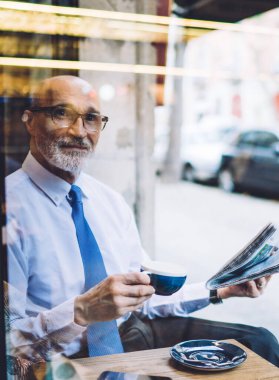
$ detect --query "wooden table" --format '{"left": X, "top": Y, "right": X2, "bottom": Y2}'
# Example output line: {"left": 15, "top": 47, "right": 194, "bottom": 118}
{"left": 68, "top": 340, "right": 279, "bottom": 380}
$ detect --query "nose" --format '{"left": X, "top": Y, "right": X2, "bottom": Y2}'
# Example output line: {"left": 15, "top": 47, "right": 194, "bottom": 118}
{"left": 67, "top": 115, "right": 87, "bottom": 138}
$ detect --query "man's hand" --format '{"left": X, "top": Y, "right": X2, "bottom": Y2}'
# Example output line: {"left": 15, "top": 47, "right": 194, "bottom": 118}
{"left": 74, "top": 272, "right": 155, "bottom": 326}
{"left": 217, "top": 275, "right": 272, "bottom": 300}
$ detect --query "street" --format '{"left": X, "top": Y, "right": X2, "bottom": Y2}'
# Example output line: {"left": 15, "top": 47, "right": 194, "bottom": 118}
{"left": 154, "top": 180, "right": 279, "bottom": 339}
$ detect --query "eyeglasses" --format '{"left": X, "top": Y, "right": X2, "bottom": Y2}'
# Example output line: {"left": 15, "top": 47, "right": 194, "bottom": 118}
{"left": 29, "top": 105, "right": 108, "bottom": 132}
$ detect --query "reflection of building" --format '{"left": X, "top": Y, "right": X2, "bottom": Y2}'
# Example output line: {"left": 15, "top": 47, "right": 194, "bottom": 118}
{"left": 0, "top": 0, "right": 80, "bottom": 96}
{"left": 1, "top": 0, "right": 158, "bottom": 255}
{"left": 183, "top": 8, "right": 279, "bottom": 130}
{"left": 1, "top": 0, "right": 79, "bottom": 172}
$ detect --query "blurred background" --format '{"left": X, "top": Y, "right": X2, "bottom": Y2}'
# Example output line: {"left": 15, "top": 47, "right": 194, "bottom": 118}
{"left": 1, "top": 0, "right": 279, "bottom": 340}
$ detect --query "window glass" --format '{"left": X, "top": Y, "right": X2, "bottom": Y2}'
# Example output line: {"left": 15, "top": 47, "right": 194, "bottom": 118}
{"left": 238, "top": 131, "right": 279, "bottom": 148}
{"left": 237, "top": 132, "right": 259, "bottom": 147}
{"left": 254, "top": 132, "right": 279, "bottom": 148}
{"left": 1, "top": 2, "right": 279, "bottom": 379}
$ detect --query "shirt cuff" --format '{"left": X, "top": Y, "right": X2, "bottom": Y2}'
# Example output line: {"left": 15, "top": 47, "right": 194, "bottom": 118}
{"left": 148, "top": 281, "right": 209, "bottom": 308}
{"left": 141, "top": 281, "right": 210, "bottom": 319}
{"left": 44, "top": 297, "right": 86, "bottom": 336}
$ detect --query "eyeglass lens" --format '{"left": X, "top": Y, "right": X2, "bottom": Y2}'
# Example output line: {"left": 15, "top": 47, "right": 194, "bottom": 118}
{"left": 52, "top": 106, "right": 105, "bottom": 131}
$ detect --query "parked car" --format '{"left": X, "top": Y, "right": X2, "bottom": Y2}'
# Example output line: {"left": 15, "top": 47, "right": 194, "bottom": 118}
{"left": 180, "top": 126, "right": 238, "bottom": 183}
{"left": 218, "top": 129, "right": 279, "bottom": 195}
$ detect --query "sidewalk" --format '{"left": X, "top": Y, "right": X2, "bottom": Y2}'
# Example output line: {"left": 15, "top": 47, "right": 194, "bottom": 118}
{"left": 154, "top": 180, "right": 279, "bottom": 339}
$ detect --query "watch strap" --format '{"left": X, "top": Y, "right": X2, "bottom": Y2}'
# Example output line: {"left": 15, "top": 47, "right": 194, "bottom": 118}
{"left": 209, "top": 289, "right": 223, "bottom": 304}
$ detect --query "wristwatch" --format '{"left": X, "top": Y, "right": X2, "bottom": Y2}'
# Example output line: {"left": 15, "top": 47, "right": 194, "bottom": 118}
{"left": 209, "top": 289, "right": 223, "bottom": 304}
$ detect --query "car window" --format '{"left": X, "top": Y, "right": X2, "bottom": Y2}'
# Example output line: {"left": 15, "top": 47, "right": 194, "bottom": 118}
{"left": 253, "top": 132, "right": 279, "bottom": 147}
{"left": 237, "top": 132, "right": 259, "bottom": 147}
{"left": 236, "top": 131, "right": 278, "bottom": 148}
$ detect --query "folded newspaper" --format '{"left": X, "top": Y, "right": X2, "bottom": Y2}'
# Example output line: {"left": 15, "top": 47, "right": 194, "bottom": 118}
{"left": 206, "top": 223, "right": 279, "bottom": 290}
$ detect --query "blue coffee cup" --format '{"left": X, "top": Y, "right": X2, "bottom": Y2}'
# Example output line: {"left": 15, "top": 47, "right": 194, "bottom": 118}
{"left": 141, "top": 261, "right": 187, "bottom": 296}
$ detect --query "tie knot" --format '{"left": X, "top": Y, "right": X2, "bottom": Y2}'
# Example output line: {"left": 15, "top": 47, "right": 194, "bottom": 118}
{"left": 68, "top": 184, "right": 83, "bottom": 204}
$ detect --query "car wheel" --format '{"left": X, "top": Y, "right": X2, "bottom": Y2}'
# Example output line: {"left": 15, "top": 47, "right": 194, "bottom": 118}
{"left": 218, "top": 169, "right": 235, "bottom": 192}
{"left": 182, "top": 165, "right": 195, "bottom": 182}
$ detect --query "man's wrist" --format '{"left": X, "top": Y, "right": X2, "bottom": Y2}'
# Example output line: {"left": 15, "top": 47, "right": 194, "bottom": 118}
{"left": 209, "top": 289, "right": 223, "bottom": 304}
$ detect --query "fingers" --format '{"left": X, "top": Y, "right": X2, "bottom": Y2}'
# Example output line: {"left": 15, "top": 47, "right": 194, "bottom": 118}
{"left": 222, "top": 275, "right": 272, "bottom": 300}
{"left": 120, "top": 294, "right": 153, "bottom": 307}
{"left": 255, "top": 278, "right": 264, "bottom": 289}
{"left": 100, "top": 284, "right": 153, "bottom": 319}
{"left": 265, "top": 275, "right": 272, "bottom": 284}
{"left": 121, "top": 283, "right": 155, "bottom": 298}
{"left": 122, "top": 272, "right": 151, "bottom": 286}
{"left": 95, "top": 274, "right": 154, "bottom": 309}
{"left": 75, "top": 273, "right": 155, "bottom": 325}
{"left": 104, "top": 275, "right": 154, "bottom": 314}
{"left": 108, "top": 273, "right": 155, "bottom": 297}
{"left": 105, "top": 274, "right": 155, "bottom": 296}
{"left": 245, "top": 276, "right": 270, "bottom": 298}
{"left": 255, "top": 276, "right": 270, "bottom": 292}
{"left": 115, "top": 295, "right": 153, "bottom": 317}
{"left": 243, "top": 281, "right": 258, "bottom": 297}
{"left": 112, "top": 295, "right": 152, "bottom": 312}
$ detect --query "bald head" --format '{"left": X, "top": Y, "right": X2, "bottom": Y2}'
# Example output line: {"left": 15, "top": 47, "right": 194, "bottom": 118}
{"left": 22, "top": 75, "right": 103, "bottom": 182}
{"left": 31, "top": 75, "right": 99, "bottom": 109}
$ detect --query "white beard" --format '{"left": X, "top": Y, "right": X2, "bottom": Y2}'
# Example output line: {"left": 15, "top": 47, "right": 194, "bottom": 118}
{"left": 36, "top": 133, "right": 94, "bottom": 173}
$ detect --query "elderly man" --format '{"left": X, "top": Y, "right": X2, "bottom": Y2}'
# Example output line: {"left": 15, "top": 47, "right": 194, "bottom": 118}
{"left": 6, "top": 75, "right": 279, "bottom": 366}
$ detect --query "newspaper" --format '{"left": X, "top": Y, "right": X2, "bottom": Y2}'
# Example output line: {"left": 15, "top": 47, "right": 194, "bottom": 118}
{"left": 206, "top": 223, "right": 279, "bottom": 290}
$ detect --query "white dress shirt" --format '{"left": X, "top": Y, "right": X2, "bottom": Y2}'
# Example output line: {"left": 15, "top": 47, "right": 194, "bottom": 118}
{"left": 6, "top": 152, "right": 210, "bottom": 359}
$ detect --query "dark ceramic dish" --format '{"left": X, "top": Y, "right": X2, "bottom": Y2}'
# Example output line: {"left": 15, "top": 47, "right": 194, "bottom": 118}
{"left": 170, "top": 339, "right": 247, "bottom": 371}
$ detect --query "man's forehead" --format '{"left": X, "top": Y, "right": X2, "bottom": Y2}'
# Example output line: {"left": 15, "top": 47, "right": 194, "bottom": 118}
{"left": 34, "top": 76, "right": 99, "bottom": 108}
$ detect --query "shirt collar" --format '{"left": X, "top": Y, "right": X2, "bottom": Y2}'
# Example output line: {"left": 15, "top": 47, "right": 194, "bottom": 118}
{"left": 75, "top": 174, "right": 90, "bottom": 200}
{"left": 22, "top": 152, "right": 88, "bottom": 206}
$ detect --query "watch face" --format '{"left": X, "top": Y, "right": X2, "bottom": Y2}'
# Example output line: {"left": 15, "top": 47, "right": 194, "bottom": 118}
{"left": 210, "top": 290, "right": 223, "bottom": 304}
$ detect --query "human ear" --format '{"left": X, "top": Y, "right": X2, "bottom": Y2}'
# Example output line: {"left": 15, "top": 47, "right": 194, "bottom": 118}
{"left": 21, "top": 112, "right": 28, "bottom": 123}
{"left": 22, "top": 110, "right": 33, "bottom": 123}
{"left": 22, "top": 111, "right": 35, "bottom": 136}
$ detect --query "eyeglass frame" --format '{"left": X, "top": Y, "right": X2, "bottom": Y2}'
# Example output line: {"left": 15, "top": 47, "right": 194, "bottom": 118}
{"left": 28, "top": 105, "right": 109, "bottom": 132}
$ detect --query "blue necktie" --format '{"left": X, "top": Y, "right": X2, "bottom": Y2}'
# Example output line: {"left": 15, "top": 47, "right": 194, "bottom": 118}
{"left": 68, "top": 185, "right": 124, "bottom": 357}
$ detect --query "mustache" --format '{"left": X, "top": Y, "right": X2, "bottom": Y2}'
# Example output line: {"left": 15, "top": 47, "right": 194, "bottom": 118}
{"left": 56, "top": 136, "right": 93, "bottom": 150}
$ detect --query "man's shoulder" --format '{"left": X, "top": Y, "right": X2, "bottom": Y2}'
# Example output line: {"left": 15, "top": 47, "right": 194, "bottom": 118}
{"left": 5, "top": 169, "right": 29, "bottom": 194}
{"left": 5, "top": 170, "right": 31, "bottom": 215}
